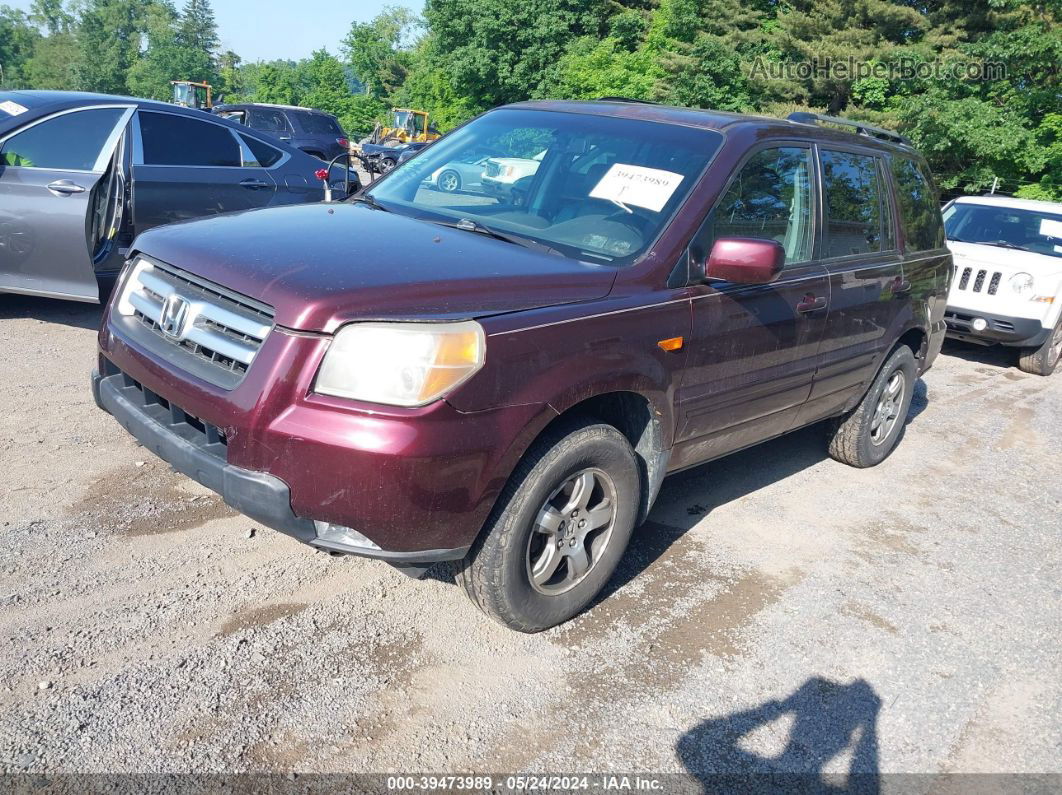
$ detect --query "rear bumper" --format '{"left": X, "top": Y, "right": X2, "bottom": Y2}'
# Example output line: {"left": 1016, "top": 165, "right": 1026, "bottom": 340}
{"left": 92, "top": 368, "right": 470, "bottom": 568}
{"left": 944, "top": 309, "right": 1050, "bottom": 347}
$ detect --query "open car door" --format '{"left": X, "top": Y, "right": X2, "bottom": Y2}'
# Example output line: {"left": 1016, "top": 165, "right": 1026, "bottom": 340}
{"left": 0, "top": 104, "right": 134, "bottom": 302}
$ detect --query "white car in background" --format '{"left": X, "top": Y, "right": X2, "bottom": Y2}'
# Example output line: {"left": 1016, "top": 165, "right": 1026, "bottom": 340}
{"left": 943, "top": 195, "right": 1062, "bottom": 375}
{"left": 480, "top": 150, "right": 547, "bottom": 200}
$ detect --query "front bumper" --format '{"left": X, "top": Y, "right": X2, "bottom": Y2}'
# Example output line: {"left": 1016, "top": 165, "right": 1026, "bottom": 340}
{"left": 944, "top": 309, "right": 1051, "bottom": 347}
{"left": 92, "top": 367, "right": 470, "bottom": 571}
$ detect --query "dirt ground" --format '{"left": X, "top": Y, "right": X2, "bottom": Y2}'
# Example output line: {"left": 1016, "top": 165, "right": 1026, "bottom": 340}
{"left": 0, "top": 291, "right": 1059, "bottom": 788}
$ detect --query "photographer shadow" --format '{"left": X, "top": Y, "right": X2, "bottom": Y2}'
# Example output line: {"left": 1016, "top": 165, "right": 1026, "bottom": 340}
{"left": 676, "top": 677, "right": 882, "bottom": 794}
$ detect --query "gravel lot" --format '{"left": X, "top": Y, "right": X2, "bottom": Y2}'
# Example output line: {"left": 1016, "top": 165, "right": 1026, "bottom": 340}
{"left": 0, "top": 291, "right": 1059, "bottom": 787}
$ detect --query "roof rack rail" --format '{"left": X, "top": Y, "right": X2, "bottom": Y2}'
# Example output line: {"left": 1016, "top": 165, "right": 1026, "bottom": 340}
{"left": 786, "top": 111, "right": 912, "bottom": 147}
{"left": 597, "top": 96, "right": 660, "bottom": 105}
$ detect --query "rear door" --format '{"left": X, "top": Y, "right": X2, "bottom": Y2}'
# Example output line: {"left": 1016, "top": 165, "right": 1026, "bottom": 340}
{"left": 0, "top": 104, "right": 133, "bottom": 301}
{"left": 673, "top": 144, "right": 831, "bottom": 465}
{"left": 130, "top": 109, "right": 278, "bottom": 234}
{"left": 246, "top": 107, "right": 294, "bottom": 146}
{"left": 806, "top": 147, "right": 905, "bottom": 419}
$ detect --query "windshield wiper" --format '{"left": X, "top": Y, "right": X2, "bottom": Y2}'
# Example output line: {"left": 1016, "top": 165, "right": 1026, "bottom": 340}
{"left": 431, "top": 217, "right": 565, "bottom": 257}
{"left": 350, "top": 193, "right": 390, "bottom": 212}
{"left": 976, "top": 240, "right": 1029, "bottom": 252}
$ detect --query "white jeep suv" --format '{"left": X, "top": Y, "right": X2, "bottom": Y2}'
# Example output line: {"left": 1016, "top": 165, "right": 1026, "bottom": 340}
{"left": 943, "top": 195, "right": 1062, "bottom": 375}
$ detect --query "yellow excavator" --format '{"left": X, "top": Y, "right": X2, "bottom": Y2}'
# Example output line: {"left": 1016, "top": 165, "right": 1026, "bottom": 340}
{"left": 368, "top": 108, "right": 441, "bottom": 145}
{"left": 171, "top": 81, "right": 213, "bottom": 110}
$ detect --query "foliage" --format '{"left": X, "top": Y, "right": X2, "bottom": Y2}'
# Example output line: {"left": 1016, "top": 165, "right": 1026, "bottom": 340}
{"left": 342, "top": 5, "right": 420, "bottom": 98}
{"left": 2, "top": 0, "right": 1059, "bottom": 200}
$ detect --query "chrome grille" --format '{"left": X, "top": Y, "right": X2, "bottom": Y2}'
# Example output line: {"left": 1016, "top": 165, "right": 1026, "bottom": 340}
{"left": 118, "top": 257, "right": 274, "bottom": 387}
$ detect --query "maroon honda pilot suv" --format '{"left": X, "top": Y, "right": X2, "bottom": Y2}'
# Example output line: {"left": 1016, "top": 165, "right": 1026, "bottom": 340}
{"left": 93, "top": 100, "right": 950, "bottom": 631}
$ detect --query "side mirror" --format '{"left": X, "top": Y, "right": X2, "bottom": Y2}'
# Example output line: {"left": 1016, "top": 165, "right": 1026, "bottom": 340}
{"left": 706, "top": 237, "right": 785, "bottom": 284}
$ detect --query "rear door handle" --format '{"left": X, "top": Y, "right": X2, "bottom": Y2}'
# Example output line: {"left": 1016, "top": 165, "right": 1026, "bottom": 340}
{"left": 796, "top": 294, "right": 828, "bottom": 314}
{"left": 893, "top": 277, "right": 912, "bottom": 296}
{"left": 46, "top": 180, "right": 86, "bottom": 195}
{"left": 239, "top": 178, "right": 271, "bottom": 190}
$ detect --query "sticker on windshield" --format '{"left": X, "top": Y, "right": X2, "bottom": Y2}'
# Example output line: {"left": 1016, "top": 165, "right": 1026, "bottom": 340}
{"left": 1039, "top": 218, "right": 1062, "bottom": 239}
{"left": 0, "top": 100, "right": 28, "bottom": 117}
{"left": 589, "top": 164, "right": 684, "bottom": 213}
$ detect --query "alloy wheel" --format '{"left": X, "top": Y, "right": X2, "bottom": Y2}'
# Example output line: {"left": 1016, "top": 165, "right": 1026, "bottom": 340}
{"left": 870, "top": 370, "right": 905, "bottom": 446}
{"left": 526, "top": 468, "right": 617, "bottom": 595}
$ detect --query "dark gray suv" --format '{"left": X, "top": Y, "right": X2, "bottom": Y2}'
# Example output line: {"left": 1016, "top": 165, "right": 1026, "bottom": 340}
{"left": 0, "top": 91, "right": 345, "bottom": 303}
{"left": 214, "top": 103, "right": 349, "bottom": 163}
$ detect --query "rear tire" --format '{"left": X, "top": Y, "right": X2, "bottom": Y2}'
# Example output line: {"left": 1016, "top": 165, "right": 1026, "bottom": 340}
{"left": 1017, "top": 318, "right": 1062, "bottom": 376}
{"left": 379, "top": 157, "right": 397, "bottom": 174}
{"left": 457, "top": 419, "right": 639, "bottom": 632}
{"left": 827, "top": 345, "right": 917, "bottom": 468}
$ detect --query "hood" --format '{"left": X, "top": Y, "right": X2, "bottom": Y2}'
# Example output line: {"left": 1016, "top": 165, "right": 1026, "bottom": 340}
{"left": 947, "top": 241, "right": 1062, "bottom": 276}
{"left": 131, "top": 203, "right": 616, "bottom": 333}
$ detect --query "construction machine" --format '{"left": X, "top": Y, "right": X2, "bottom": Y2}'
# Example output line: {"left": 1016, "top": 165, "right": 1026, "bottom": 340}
{"left": 171, "top": 81, "right": 213, "bottom": 110}
{"left": 366, "top": 108, "right": 441, "bottom": 146}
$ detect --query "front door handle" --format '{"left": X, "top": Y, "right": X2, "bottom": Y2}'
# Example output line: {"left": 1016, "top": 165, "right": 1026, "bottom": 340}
{"left": 46, "top": 180, "right": 86, "bottom": 195}
{"left": 239, "top": 178, "right": 271, "bottom": 190}
{"left": 796, "top": 294, "right": 828, "bottom": 314}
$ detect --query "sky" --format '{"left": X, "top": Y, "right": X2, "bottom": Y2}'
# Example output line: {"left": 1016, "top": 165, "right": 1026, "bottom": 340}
{"left": 7, "top": 0, "right": 425, "bottom": 62}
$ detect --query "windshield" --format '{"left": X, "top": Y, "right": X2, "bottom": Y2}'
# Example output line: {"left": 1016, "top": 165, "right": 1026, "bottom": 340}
{"left": 944, "top": 201, "right": 1062, "bottom": 259}
{"left": 366, "top": 108, "right": 724, "bottom": 264}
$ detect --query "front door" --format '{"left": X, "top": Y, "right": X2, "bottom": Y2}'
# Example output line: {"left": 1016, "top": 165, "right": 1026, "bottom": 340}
{"left": 0, "top": 105, "right": 133, "bottom": 301}
{"left": 672, "top": 144, "right": 831, "bottom": 468}
{"left": 130, "top": 110, "right": 278, "bottom": 234}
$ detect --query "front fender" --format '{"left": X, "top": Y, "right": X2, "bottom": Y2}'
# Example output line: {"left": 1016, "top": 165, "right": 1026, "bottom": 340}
{"left": 450, "top": 295, "right": 692, "bottom": 447}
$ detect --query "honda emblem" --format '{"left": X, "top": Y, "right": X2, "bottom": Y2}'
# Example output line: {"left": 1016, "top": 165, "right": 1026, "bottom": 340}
{"left": 159, "top": 294, "right": 190, "bottom": 340}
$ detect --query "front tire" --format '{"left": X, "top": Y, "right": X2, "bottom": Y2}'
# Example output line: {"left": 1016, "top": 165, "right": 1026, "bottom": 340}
{"left": 437, "top": 169, "right": 461, "bottom": 193}
{"left": 379, "top": 157, "right": 397, "bottom": 174}
{"left": 457, "top": 419, "right": 639, "bottom": 632}
{"left": 1018, "top": 318, "right": 1062, "bottom": 376}
{"left": 827, "top": 345, "right": 917, "bottom": 468}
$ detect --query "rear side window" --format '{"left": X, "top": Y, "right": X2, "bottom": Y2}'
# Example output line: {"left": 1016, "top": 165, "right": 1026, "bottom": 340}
{"left": 248, "top": 109, "right": 291, "bottom": 134}
{"left": 295, "top": 112, "right": 341, "bottom": 135}
{"left": 139, "top": 111, "right": 241, "bottom": 167}
{"left": 891, "top": 157, "right": 945, "bottom": 251}
{"left": 239, "top": 133, "right": 283, "bottom": 167}
{"left": 709, "top": 147, "right": 816, "bottom": 265}
{"left": 1, "top": 107, "right": 125, "bottom": 171}
{"left": 821, "top": 150, "right": 884, "bottom": 257}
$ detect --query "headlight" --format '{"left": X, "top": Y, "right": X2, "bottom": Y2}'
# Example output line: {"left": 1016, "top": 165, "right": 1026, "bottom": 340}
{"left": 314, "top": 321, "right": 485, "bottom": 407}
{"left": 1009, "top": 272, "right": 1034, "bottom": 295}
{"left": 115, "top": 256, "right": 154, "bottom": 316}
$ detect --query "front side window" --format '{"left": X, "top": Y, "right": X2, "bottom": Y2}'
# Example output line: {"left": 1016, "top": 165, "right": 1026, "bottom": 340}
{"left": 367, "top": 108, "right": 723, "bottom": 265}
{"left": 822, "top": 150, "right": 883, "bottom": 257}
{"left": 1, "top": 107, "right": 125, "bottom": 171}
{"left": 708, "top": 146, "right": 815, "bottom": 265}
{"left": 892, "top": 157, "right": 945, "bottom": 251}
{"left": 139, "top": 111, "right": 241, "bottom": 167}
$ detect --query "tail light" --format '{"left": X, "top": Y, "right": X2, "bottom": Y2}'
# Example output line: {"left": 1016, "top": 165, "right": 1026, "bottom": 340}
{"left": 337, "top": 137, "right": 349, "bottom": 148}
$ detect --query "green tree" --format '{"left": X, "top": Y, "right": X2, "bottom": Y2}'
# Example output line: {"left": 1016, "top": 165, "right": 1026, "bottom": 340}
{"left": 342, "top": 5, "right": 420, "bottom": 98}
{"left": 127, "top": 1, "right": 214, "bottom": 100}
{"left": 76, "top": 0, "right": 155, "bottom": 94}
{"left": 217, "top": 48, "right": 242, "bottom": 99}
{"left": 422, "top": 0, "right": 614, "bottom": 111}
{"left": 0, "top": 5, "right": 40, "bottom": 87}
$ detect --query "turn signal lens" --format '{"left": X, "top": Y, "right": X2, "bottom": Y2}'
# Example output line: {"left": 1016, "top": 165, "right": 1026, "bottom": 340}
{"left": 315, "top": 321, "right": 486, "bottom": 407}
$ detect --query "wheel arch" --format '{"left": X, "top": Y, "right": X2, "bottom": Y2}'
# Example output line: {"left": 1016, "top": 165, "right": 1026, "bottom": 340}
{"left": 492, "top": 389, "right": 669, "bottom": 530}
